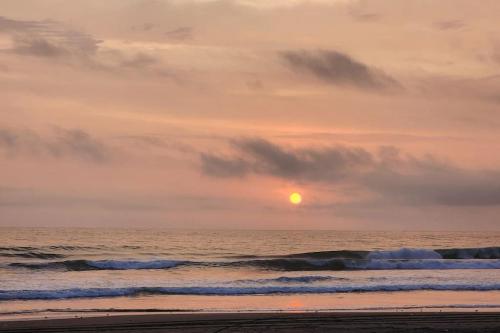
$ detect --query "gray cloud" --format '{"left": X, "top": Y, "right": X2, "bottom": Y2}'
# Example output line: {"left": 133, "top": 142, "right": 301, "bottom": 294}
{"left": 0, "top": 127, "right": 111, "bottom": 163}
{"left": 50, "top": 128, "right": 109, "bottom": 162}
{"left": 490, "top": 43, "right": 500, "bottom": 65}
{"left": 200, "top": 154, "right": 249, "bottom": 178}
{"left": 0, "top": 187, "right": 162, "bottom": 211}
{"left": 349, "top": 9, "right": 380, "bottom": 22}
{"left": 417, "top": 74, "right": 500, "bottom": 105}
{"left": 0, "top": 186, "right": 244, "bottom": 212}
{"left": 365, "top": 168, "right": 500, "bottom": 206}
{"left": 434, "top": 20, "right": 465, "bottom": 31}
{"left": 1, "top": 16, "right": 167, "bottom": 76}
{"left": 12, "top": 35, "right": 69, "bottom": 58}
{"left": 201, "top": 138, "right": 376, "bottom": 182}
{"left": 120, "top": 52, "right": 159, "bottom": 68}
{"left": 0, "top": 16, "right": 52, "bottom": 33}
{"left": 131, "top": 23, "right": 156, "bottom": 32}
{"left": 280, "top": 50, "right": 399, "bottom": 90}
{"left": 237, "top": 138, "right": 373, "bottom": 181}
{"left": 200, "top": 138, "right": 500, "bottom": 207}
{"left": 0, "top": 16, "right": 100, "bottom": 58}
{"left": 121, "top": 134, "right": 195, "bottom": 154}
{"left": 164, "top": 27, "right": 193, "bottom": 41}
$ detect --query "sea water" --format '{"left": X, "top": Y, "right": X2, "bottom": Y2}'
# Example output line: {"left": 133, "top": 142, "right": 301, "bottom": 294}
{"left": 1, "top": 228, "right": 499, "bottom": 318}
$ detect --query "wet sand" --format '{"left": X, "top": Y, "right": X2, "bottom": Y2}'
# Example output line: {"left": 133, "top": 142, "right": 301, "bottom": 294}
{"left": 4, "top": 291, "right": 500, "bottom": 318}
{"left": 1, "top": 312, "right": 500, "bottom": 332}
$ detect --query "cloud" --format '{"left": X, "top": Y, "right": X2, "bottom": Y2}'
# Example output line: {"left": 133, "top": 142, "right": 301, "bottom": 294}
{"left": 121, "top": 135, "right": 195, "bottom": 153}
{"left": 0, "top": 127, "right": 111, "bottom": 163}
{"left": 0, "top": 186, "right": 244, "bottom": 212}
{"left": 12, "top": 35, "right": 69, "bottom": 58}
{"left": 200, "top": 138, "right": 500, "bottom": 207}
{"left": 0, "top": 16, "right": 167, "bottom": 75}
{"left": 49, "top": 128, "right": 110, "bottom": 162}
{"left": 131, "top": 23, "right": 156, "bottom": 32}
{"left": 0, "top": 187, "right": 161, "bottom": 210}
{"left": 348, "top": 8, "right": 379, "bottom": 21}
{"left": 489, "top": 43, "right": 500, "bottom": 65}
{"left": 200, "top": 154, "right": 249, "bottom": 178}
{"left": 0, "top": 16, "right": 100, "bottom": 58}
{"left": 280, "top": 50, "right": 399, "bottom": 90}
{"left": 434, "top": 20, "right": 465, "bottom": 31}
{"left": 229, "top": 0, "right": 355, "bottom": 9}
{"left": 364, "top": 167, "right": 500, "bottom": 206}
{"left": 164, "top": 27, "right": 193, "bottom": 41}
{"left": 119, "top": 52, "right": 159, "bottom": 68}
{"left": 241, "top": 138, "right": 373, "bottom": 181}
{"left": 201, "top": 138, "right": 374, "bottom": 181}
{"left": 0, "top": 16, "right": 51, "bottom": 33}
{"left": 417, "top": 74, "right": 500, "bottom": 105}
{"left": 167, "top": 0, "right": 354, "bottom": 9}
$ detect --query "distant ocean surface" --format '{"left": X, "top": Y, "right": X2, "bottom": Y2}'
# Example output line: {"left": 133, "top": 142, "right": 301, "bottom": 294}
{"left": 1, "top": 228, "right": 500, "bottom": 317}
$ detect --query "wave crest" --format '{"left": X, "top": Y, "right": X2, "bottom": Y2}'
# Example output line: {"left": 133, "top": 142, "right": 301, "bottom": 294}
{"left": 437, "top": 247, "right": 500, "bottom": 259}
{"left": 235, "top": 275, "right": 345, "bottom": 284}
{"left": 367, "top": 248, "right": 442, "bottom": 260}
{"left": 6, "top": 247, "right": 500, "bottom": 272}
{"left": 9, "top": 259, "right": 187, "bottom": 271}
{"left": 2, "top": 283, "right": 500, "bottom": 300}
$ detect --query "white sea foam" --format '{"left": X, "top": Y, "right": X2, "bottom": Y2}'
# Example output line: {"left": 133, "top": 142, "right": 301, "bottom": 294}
{"left": 348, "top": 259, "right": 500, "bottom": 270}
{"left": 367, "top": 248, "right": 442, "bottom": 260}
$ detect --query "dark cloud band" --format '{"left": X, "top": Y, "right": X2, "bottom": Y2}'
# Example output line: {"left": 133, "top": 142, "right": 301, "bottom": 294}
{"left": 200, "top": 138, "right": 500, "bottom": 207}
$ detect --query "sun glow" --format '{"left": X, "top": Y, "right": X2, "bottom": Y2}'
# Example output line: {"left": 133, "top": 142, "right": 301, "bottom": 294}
{"left": 289, "top": 192, "right": 302, "bottom": 205}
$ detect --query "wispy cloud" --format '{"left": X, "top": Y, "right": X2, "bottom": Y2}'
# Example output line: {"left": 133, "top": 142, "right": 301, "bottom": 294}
{"left": 164, "top": 27, "right": 193, "bottom": 41}
{"left": 280, "top": 50, "right": 399, "bottom": 90}
{"left": 0, "top": 16, "right": 171, "bottom": 76}
{"left": 119, "top": 52, "right": 159, "bottom": 68}
{"left": 0, "top": 16, "right": 100, "bottom": 58}
{"left": 433, "top": 19, "right": 466, "bottom": 31}
{"left": 0, "top": 127, "right": 111, "bottom": 163}
{"left": 0, "top": 186, "right": 246, "bottom": 212}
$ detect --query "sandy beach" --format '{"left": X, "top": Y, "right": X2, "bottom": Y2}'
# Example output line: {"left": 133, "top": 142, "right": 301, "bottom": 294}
{"left": 1, "top": 312, "right": 500, "bottom": 332}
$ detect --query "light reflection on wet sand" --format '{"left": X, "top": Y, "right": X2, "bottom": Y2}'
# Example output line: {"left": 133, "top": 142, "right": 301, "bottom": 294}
{"left": 2, "top": 291, "right": 500, "bottom": 320}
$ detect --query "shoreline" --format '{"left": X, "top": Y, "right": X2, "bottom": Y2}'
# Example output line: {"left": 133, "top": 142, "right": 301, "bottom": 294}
{"left": 3, "top": 290, "right": 500, "bottom": 320}
{"left": 3, "top": 303, "right": 500, "bottom": 321}
{"left": 1, "top": 312, "right": 500, "bottom": 332}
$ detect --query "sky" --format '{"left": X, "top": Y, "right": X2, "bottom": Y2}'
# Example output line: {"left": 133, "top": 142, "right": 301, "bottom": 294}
{"left": 1, "top": 0, "right": 500, "bottom": 230}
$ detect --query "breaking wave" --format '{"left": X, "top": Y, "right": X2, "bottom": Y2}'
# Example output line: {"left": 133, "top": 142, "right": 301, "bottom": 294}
{"left": 2, "top": 283, "right": 500, "bottom": 300}
{"left": 9, "top": 257, "right": 500, "bottom": 272}
{"left": 0, "top": 252, "right": 65, "bottom": 259}
{"left": 283, "top": 247, "right": 500, "bottom": 260}
{"left": 9, "top": 259, "right": 187, "bottom": 271}
{"left": 237, "top": 258, "right": 500, "bottom": 271}
{"left": 3, "top": 246, "right": 499, "bottom": 261}
{"left": 234, "top": 275, "right": 346, "bottom": 284}
{"left": 367, "top": 248, "right": 442, "bottom": 260}
{"left": 437, "top": 247, "right": 500, "bottom": 259}
{"left": 5, "top": 247, "right": 500, "bottom": 272}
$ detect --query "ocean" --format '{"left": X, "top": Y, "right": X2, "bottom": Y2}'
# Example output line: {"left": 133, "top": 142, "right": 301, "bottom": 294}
{"left": 1, "top": 228, "right": 499, "bottom": 318}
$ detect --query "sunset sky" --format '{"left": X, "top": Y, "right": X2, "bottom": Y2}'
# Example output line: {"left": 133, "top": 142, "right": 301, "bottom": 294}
{"left": 2, "top": 0, "right": 500, "bottom": 230}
